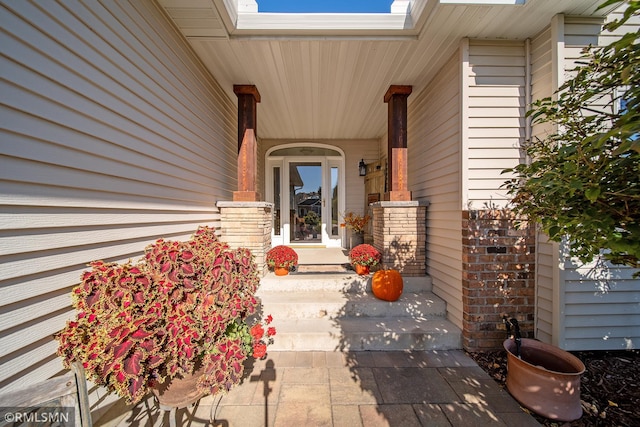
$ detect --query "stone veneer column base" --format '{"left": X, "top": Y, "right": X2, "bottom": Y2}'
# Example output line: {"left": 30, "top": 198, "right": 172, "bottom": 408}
{"left": 372, "top": 201, "right": 428, "bottom": 277}
{"left": 462, "top": 209, "right": 536, "bottom": 351}
{"left": 217, "top": 201, "right": 273, "bottom": 277}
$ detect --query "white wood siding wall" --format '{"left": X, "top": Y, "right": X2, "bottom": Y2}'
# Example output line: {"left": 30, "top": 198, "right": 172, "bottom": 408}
{"left": 408, "top": 51, "right": 463, "bottom": 328}
{"left": 0, "top": 0, "right": 236, "bottom": 405}
{"left": 533, "top": 10, "right": 640, "bottom": 350}
{"left": 339, "top": 140, "right": 378, "bottom": 217}
{"left": 463, "top": 39, "right": 527, "bottom": 208}
{"left": 530, "top": 23, "right": 558, "bottom": 346}
{"left": 562, "top": 257, "right": 640, "bottom": 351}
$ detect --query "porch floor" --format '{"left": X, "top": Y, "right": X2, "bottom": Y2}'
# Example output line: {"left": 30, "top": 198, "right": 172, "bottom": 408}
{"left": 293, "top": 246, "right": 350, "bottom": 270}
{"left": 101, "top": 350, "right": 540, "bottom": 427}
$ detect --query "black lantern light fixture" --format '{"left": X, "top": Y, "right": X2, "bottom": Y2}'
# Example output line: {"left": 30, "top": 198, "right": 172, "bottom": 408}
{"left": 358, "top": 159, "right": 366, "bottom": 176}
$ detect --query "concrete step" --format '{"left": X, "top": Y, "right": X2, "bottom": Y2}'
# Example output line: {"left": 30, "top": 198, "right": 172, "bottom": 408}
{"left": 259, "top": 272, "right": 432, "bottom": 293}
{"left": 266, "top": 316, "right": 462, "bottom": 351}
{"left": 256, "top": 273, "right": 460, "bottom": 351}
{"left": 256, "top": 290, "right": 446, "bottom": 319}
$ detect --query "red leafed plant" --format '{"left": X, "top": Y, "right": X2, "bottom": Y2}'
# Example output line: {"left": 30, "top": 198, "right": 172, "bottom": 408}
{"left": 55, "top": 226, "right": 275, "bottom": 404}
{"left": 265, "top": 245, "right": 298, "bottom": 270}
{"left": 349, "top": 243, "right": 382, "bottom": 267}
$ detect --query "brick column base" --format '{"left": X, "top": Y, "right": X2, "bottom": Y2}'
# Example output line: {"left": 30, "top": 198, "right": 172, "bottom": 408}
{"left": 462, "top": 209, "right": 536, "bottom": 351}
{"left": 217, "top": 201, "right": 273, "bottom": 277}
{"left": 372, "top": 201, "right": 428, "bottom": 277}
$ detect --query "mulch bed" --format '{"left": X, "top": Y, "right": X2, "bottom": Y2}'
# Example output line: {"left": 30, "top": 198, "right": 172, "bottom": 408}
{"left": 466, "top": 348, "right": 640, "bottom": 426}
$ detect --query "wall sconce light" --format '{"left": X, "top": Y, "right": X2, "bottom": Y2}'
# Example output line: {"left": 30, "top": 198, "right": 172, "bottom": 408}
{"left": 358, "top": 159, "right": 366, "bottom": 176}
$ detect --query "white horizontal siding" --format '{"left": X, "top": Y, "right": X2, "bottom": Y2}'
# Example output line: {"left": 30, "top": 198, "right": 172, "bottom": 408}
{"left": 338, "top": 141, "right": 378, "bottom": 218}
{"left": 600, "top": 6, "right": 640, "bottom": 45}
{"left": 564, "top": 18, "right": 605, "bottom": 47}
{"left": 535, "top": 233, "right": 558, "bottom": 346}
{"left": 464, "top": 40, "right": 526, "bottom": 208}
{"left": 530, "top": 27, "right": 553, "bottom": 101}
{"left": 0, "top": 0, "right": 236, "bottom": 408}
{"left": 561, "top": 257, "right": 640, "bottom": 351}
{"left": 409, "top": 50, "right": 463, "bottom": 328}
{"left": 530, "top": 24, "right": 557, "bottom": 346}
{"left": 563, "top": 16, "right": 606, "bottom": 86}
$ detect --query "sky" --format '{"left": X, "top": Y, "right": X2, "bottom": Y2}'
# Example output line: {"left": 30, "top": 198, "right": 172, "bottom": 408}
{"left": 295, "top": 165, "right": 339, "bottom": 194}
{"left": 257, "top": 0, "right": 394, "bottom": 13}
{"left": 297, "top": 165, "right": 322, "bottom": 193}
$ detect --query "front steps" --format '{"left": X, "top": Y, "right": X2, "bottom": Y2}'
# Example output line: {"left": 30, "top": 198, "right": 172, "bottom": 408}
{"left": 256, "top": 272, "right": 462, "bottom": 351}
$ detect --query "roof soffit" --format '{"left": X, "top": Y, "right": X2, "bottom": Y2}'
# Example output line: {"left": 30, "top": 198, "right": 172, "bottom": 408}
{"left": 156, "top": 0, "right": 614, "bottom": 140}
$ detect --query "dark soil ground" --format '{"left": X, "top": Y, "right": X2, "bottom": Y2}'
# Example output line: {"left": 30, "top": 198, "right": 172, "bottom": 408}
{"left": 466, "top": 348, "right": 640, "bottom": 426}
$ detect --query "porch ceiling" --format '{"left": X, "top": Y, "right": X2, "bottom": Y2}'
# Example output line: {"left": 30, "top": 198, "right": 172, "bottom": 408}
{"left": 156, "top": 0, "right": 610, "bottom": 141}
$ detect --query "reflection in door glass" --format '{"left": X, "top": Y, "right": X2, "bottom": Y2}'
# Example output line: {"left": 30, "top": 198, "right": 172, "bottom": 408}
{"left": 291, "top": 162, "right": 322, "bottom": 243}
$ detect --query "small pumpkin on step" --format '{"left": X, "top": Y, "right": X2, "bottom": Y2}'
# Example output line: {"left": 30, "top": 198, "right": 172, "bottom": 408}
{"left": 371, "top": 269, "right": 403, "bottom": 301}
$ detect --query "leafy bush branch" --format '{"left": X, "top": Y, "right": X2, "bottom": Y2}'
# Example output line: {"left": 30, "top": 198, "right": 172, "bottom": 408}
{"left": 503, "top": 0, "right": 639, "bottom": 271}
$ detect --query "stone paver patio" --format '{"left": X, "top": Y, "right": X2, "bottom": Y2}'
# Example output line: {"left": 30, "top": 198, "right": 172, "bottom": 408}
{"left": 103, "top": 350, "right": 540, "bottom": 427}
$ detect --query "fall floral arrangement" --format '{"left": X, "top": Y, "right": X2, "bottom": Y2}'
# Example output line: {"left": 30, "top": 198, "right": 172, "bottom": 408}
{"left": 349, "top": 243, "right": 382, "bottom": 267}
{"left": 55, "top": 226, "right": 275, "bottom": 404}
{"left": 340, "top": 212, "right": 370, "bottom": 234}
{"left": 265, "top": 245, "right": 298, "bottom": 270}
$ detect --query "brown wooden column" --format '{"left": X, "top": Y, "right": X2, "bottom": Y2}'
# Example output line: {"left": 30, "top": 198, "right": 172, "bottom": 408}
{"left": 384, "top": 85, "right": 412, "bottom": 201}
{"left": 233, "top": 85, "right": 261, "bottom": 201}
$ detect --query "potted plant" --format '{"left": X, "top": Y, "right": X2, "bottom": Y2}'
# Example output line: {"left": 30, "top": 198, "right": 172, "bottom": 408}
{"left": 304, "top": 212, "right": 320, "bottom": 239}
{"left": 348, "top": 243, "right": 381, "bottom": 275}
{"left": 340, "top": 212, "right": 370, "bottom": 248}
{"left": 266, "top": 245, "right": 298, "bottom": 276}
{"left": 54, "top": 226, "right": 276, "bottom": 406}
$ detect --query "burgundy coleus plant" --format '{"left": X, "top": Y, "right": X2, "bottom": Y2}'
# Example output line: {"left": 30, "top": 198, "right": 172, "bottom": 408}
{"left": 55, "top": 226, "right": 275, "bottom": 404}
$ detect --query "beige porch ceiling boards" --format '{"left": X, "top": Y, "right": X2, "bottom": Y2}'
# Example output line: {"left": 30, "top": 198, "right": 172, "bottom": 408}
{"left": 193, "top": 38, "right": 414, "bottom": 140}
{"left": 158, "top": 0, "right": 611, "bottom": 141}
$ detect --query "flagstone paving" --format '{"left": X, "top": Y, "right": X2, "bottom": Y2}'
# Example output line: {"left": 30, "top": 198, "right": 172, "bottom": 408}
{"left": 105, "top": 350, "right": 540, "bottom": 427}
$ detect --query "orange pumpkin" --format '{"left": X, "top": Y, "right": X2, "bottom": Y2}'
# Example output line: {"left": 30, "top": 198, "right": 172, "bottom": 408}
{"left": 371, "top": 269, "right": 403, "bottom": 301}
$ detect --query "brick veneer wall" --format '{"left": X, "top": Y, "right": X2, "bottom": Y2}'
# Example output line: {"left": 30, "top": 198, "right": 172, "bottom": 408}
{"left": 462, "top": 209, "right": 536, "bottom": 351}
{"left": 372, "top": 201, "right": 427, "bottom": 277}
{"left": 217, "top": 202, "right": 273, "bottom": 276}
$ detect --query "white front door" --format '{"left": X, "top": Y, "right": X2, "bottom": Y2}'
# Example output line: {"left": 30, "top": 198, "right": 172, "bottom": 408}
{"left": 266, "top": 145, "right": 344, "bottom": 248}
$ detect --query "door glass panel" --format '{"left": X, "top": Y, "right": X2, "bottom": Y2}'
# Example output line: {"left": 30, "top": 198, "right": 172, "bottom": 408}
{"left": 273, "top": 166, "right": 281, "bottom": 236}
{"left": 331, "top": 166, "right": 339, "bottom": 237}
{"left": 290, "top": 162, "right": 322, "bottom": 243}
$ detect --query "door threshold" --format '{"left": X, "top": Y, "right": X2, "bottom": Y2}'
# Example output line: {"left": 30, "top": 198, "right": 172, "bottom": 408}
{"left": 293, "top": 264, "right": 352, "bottom": 273}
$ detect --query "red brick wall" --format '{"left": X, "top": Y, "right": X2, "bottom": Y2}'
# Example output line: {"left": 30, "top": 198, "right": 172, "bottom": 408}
{"left": 462, "top": 209, "right": 536, "bottom": 351}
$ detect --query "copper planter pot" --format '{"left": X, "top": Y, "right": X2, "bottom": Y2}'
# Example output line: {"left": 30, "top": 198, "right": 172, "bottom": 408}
{"left": 503, "top": 338, "right": 585, "bottom": 421}
{"left": 274, "top": 267, "right": 289, "bottom": 276}
{"left": 152, "top": 369, "right": 206, "bottom": 408}
{"left": 354, "top": 264, "right": 370, "bottom": 275}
